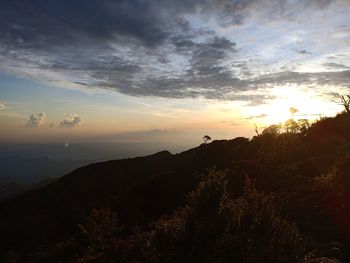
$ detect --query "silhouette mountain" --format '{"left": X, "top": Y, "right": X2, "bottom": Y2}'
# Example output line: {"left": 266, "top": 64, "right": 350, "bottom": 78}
{"left": 0, "top": 112, "right": 349, "bottom": 261}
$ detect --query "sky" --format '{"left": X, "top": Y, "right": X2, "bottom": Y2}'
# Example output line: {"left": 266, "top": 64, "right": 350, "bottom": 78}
{"left": 0, "top": 0, "right": 349, "bottom": 145}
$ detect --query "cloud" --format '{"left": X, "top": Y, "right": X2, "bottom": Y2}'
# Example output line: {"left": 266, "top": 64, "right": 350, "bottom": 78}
{"left": 0, "top": 0, "right": 350, "bottom": 105}
{"left": 221, "top": 121, "right": 242, "bottom": 126}
{"left": 323, "top": 63, "right": 349, "bottom": 70}
{"left": 250, "top": 70, "right": 350, "bottom": 88}
{"left": 60, "top": 114, "right": 82, "bottom": 128}
{"left": 0, "top": 1, "right": 171, "bottom": 48}
{"left": 188, "top": 37, "right": 236, "bottom": 77}
{"left": 244, "top": 113, "right": 268, "bottom": 120}
{"left": 26, "top": 113, "right": 46, "bottom": 127}
{"left": 0, "top": 103, "right": 5, "bottom": 110}
{"left": 298, "top": 50, "right": 312, "bottom": 55}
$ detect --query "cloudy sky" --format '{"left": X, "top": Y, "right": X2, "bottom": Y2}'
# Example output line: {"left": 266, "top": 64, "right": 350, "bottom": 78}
{"left": 0, "top": 0, "right": 348, "bottom": 144}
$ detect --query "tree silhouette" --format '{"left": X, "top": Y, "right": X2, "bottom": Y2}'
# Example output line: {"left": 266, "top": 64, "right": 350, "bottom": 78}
{"left": 289, "top": 107, "right": 298, "bottom": 118}
{"left": 262, "top": 124, "right": 282, "bottom": 135}
{"left": 297, "top": 119, "right": 311, "bottom": 135}
{"left": 285, "top": 118, "right": 299, "bottom": 133}
{"left": 202, "top": 135, "right": 212, "bottom": 144}
{"left": 338, "top": 94, "right": 350, "bottom": 114}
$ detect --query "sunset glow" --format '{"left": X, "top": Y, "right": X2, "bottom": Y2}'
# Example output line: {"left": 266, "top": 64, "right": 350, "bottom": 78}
{"left": 254, "top": 85, "right": 342, "bottom": 125}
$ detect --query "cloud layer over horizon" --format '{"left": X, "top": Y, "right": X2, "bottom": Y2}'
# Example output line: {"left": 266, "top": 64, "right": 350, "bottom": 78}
{"left": 1, "top": 0, "right": 350, "bottom": 105}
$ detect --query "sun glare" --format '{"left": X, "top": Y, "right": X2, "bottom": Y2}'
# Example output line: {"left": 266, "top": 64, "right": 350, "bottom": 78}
{"left": 244, "top": 85, "right": 341, "bottom": 126}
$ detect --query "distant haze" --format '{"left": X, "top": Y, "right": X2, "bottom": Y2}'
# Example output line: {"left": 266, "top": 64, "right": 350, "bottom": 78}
{"left": 0, "top": 142, "right": 196, "bottom": 161}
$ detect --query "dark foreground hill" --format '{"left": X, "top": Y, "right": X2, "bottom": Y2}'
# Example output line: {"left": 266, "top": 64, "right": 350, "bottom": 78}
{"left": 1, "top": 112, "right": 350, "bottom": 262}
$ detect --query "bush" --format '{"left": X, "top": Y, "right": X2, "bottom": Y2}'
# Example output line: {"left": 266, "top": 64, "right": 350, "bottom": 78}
{"left": 146, "top": 170, "right": 330, "bottom": 263}
{"left": 72, "top": 171, "right": 342, "bottom": 262}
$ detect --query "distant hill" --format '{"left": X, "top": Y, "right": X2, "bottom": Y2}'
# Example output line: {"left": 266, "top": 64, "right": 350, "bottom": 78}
{"left": 0, "top": 156, "right": 89, "bottom": 200}
{"left": 0, "top": 112, "right": 350, "bottom": 262}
